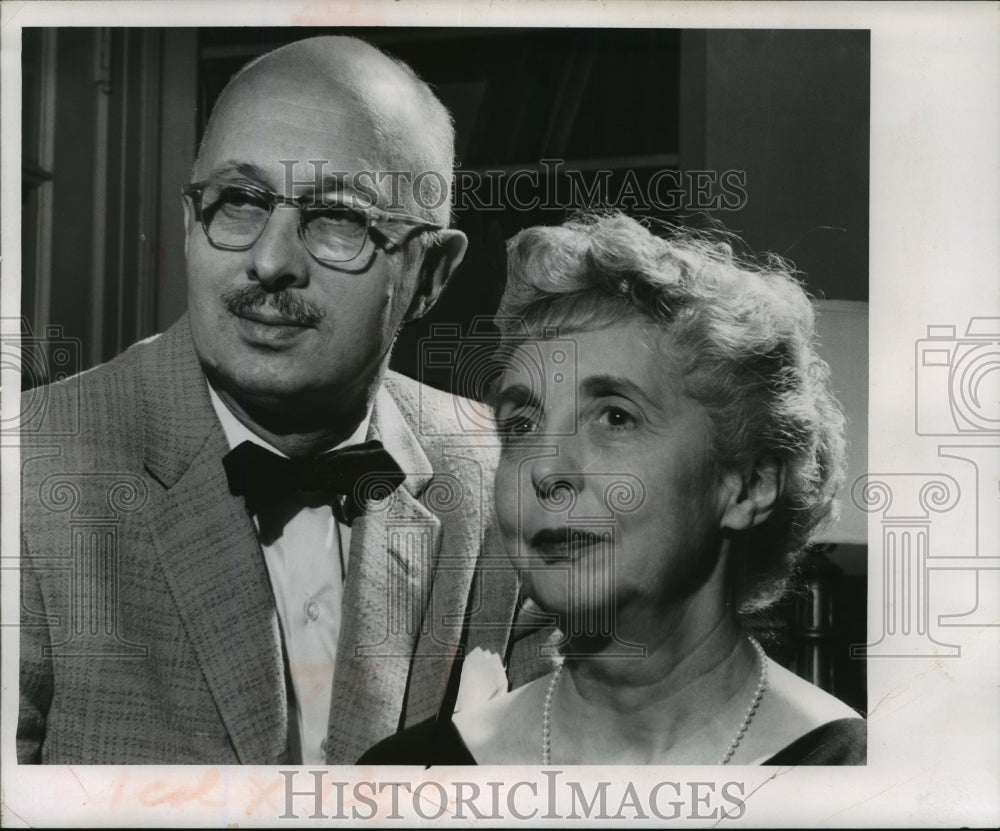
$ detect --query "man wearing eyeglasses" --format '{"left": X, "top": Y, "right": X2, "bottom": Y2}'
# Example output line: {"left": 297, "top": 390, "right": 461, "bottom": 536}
{"left": 19, "top": 36, "right": 536, "bottom": 764}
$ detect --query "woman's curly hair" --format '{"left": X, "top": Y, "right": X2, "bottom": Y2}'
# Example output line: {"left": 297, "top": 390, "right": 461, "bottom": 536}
{"left": 496, "top": 212, "right": 847, "bottom": 612}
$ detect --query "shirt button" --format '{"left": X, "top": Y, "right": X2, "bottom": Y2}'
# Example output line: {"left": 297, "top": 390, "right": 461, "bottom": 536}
{"left": 305, "top": 599, "right": 321, "bottom": 621}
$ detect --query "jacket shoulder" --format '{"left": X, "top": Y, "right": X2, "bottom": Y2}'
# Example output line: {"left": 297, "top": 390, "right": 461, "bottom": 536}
{"left": 382, "top": 370, "right": 498, "bottom": 450}
{"left": 21, "top": 330, "right": 171, "bottom": 462}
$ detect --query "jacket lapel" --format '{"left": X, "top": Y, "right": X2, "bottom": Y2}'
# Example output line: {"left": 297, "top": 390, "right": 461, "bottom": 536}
{"left": 139, "top": 318, "right": 288, "bottom": 763}
{"left": 325, "top": 384, "right": 440, "bottom": 763}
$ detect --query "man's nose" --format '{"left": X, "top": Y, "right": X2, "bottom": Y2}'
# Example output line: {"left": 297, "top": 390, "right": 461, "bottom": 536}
{"left": 249, "top": 206, "right": 311, "bottom": 290}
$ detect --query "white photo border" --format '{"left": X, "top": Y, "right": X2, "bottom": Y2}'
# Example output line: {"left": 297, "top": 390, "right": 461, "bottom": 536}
{"left": 2, "top": 1, "right": 997, "bottom": 827}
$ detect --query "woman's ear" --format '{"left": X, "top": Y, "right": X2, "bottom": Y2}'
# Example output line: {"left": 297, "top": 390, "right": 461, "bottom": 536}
{"left": 720, "top": 458, "right": 783, "bottom": 532}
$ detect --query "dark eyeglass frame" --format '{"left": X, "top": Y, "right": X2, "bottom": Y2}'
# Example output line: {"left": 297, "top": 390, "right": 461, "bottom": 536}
{"left": 181, "top": 180, "right": 444, "bottom": 265}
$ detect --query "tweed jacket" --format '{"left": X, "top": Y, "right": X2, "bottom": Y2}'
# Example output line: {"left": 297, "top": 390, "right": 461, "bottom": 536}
{"left": 18, "top": 316, "right": 528, "bottom": 764}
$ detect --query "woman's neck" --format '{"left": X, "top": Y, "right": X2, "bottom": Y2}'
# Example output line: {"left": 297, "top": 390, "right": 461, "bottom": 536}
{"left": 550, "top": 612, "right": 759, "bottom": 764}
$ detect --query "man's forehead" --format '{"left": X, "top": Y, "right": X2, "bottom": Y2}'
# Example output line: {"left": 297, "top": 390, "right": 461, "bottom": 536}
{"left": 211, "top": 72, "right": 374, "bottom": 139}
{"left": 217, "top": 40, "right": 423, "bottom": 138}
{"left": 195, "top": 37, "right": 449, "bottom": 216}
{"left": 248, "top": 36, "right": 404, "bottom": 85}
{"left": 204, "top": 70, "right": 426, "bottom": 169}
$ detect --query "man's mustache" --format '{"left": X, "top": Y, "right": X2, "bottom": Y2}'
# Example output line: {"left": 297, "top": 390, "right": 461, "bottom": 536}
{"left": 221, "top": 284, "right": 326, "bottom": 327}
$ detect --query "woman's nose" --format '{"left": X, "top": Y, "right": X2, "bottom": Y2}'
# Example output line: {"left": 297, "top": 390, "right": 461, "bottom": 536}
{"left": 530, "top": 450, "right": 586, "bottom": 507}
{"left": 250, "top": 205, "right": 311, "bottom": 290}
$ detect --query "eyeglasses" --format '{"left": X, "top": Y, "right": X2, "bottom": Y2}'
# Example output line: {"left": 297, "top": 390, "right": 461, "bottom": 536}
{"left": 182, "top": 180, "right": 444, "bottom": 265}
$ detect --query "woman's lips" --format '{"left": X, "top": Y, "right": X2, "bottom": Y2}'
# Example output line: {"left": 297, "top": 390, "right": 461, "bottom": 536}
{"left": 529, "top": 527, "right": 607, "bottom": 563}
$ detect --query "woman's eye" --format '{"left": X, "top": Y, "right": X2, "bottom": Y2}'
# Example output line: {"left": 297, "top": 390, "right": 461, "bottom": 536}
{"left": 506, "top": 417, "right": 537, "bottom": 435}
{"left": 496, "top": 411, "right": 539, "bottom": 439}
{"left": 598, "top": 406, "right": 636, "bottom": 429}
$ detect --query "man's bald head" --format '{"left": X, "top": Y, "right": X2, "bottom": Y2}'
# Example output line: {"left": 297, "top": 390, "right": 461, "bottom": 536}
{"left": 196, "top": 36, "right": 456, "bottom": 224}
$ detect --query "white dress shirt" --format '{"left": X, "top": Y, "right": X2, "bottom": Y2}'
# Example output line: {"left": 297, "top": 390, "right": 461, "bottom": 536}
{"left": 208, "top": 383, "right": 370, "bottom": 763}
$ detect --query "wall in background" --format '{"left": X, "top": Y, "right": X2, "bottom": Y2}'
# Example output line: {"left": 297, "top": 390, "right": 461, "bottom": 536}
{"left": 22, "top": 27, "right": 869, "bottom": 385}
{"left": 21, "top": 28, "right": 180, "bottom": 386}
{"left": 688, "top": 29, "right": 869, "bottom": 303}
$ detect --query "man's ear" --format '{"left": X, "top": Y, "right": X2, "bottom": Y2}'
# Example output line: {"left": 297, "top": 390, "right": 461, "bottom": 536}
{"left": 404, "top": 229, "right": 468, "bottom": 322}
{"left": 720, "top": 458, "right": 783, "bottom": 532}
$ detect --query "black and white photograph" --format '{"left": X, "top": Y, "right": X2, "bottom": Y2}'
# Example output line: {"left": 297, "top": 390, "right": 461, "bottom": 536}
{"left": 1, "top": 1, "right": 997, "bottom": 827}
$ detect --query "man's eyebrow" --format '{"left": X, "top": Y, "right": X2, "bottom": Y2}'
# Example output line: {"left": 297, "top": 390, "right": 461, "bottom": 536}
{"left": 201, "top": 162, "right": 355, "bottom": 200}
{"left": 205, "top": 161, "right": 272, "bottom": 186}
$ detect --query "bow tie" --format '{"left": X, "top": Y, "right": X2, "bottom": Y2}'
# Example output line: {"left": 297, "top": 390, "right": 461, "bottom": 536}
{"left": 222, "top": 439, "right": 405, "bottom": 525}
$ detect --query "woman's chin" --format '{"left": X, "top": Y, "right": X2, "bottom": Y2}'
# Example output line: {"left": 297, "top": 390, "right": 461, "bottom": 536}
{"left": 520, "top": 574, "right": 569, "bottom": 615}
{"left": 522, "top": 587, "right": 618, "bottom": 638}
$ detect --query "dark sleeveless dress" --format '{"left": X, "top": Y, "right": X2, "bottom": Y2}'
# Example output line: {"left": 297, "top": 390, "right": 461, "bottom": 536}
{"left": 358, "top": 715, "right": 866, "bottom": 766}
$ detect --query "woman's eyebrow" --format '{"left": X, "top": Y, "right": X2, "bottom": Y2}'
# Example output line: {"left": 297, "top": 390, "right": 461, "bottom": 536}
{"left": 492, "top": 383, "right": 537, "bottom": 411}
{"left": 580, "top": 374, "right": 655, "bottom": 405}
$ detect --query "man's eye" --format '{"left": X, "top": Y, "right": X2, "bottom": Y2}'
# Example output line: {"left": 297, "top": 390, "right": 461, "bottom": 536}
{"left": 305, "top": 205, "right": 367, "bottom": 230}
{"left": 218, "top": 187, "right": 269, "bottom": 210}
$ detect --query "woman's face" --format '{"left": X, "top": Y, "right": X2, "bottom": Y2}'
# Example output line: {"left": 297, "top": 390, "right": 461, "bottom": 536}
{"left": 493, "top": 318, "right": 739, "bottom": 632}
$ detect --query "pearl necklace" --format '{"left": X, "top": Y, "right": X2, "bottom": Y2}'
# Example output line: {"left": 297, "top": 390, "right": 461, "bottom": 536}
{"left": 542, "top": 634, "right": 768, "bottom": 766}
